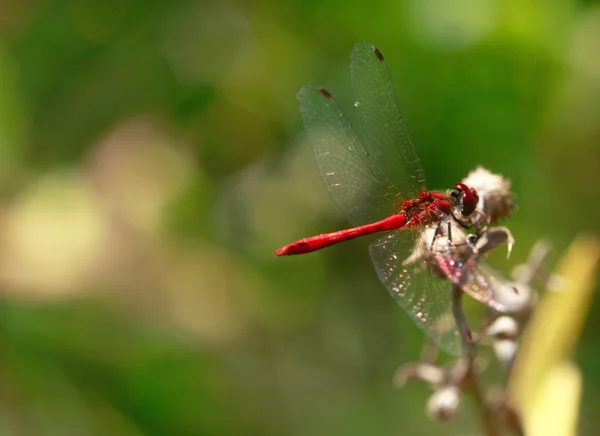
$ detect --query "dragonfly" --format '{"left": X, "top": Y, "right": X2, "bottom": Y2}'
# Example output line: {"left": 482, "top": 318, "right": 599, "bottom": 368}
{"left": 275, "top": 42, "right": 510, "bottom": 356}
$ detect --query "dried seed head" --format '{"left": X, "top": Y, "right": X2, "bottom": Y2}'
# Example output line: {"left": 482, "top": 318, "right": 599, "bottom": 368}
{"left": 427, "top": 386, "right": 461, "bottom": 421}
{"left": 486, "top": 316, "right": 520, "bottom": 369}
{"left": 475, "top": 226, "right": 515, "bottom": 259}
{"left": 493, "top": 339, "right": 519, "bottom": 369}
{"left": 394, "top": 362, "right": 445, "bottom": 388}
{"left": 486, "top": 315, "right": 519, "bottom": 340}
{"left": 462, "top": 166, "right": 514, "bottom": 223}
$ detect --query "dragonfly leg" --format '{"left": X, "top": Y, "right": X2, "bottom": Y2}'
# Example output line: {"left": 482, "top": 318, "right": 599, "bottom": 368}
{"left": 451, "top": 209, "right": 489, "bottom": 235}
{"left": 429, "top": 220, "right": 446, "bottom": 253}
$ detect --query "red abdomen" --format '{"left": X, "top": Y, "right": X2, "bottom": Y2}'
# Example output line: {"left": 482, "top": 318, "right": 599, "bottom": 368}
{"left": 275, "top": 213, "right": 408, "bottom": 256}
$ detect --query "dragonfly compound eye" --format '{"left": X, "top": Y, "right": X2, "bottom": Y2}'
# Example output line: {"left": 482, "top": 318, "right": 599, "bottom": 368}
{"left": 453, "top": 183, "right": 477, "bottom": 216}
{"left": 448, "top": 188, "right": 461, "bottom": 205}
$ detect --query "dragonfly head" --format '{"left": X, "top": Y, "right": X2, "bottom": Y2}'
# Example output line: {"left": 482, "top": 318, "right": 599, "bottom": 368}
{"left": 451, "top": 183, "right": 479, "bottom": 216}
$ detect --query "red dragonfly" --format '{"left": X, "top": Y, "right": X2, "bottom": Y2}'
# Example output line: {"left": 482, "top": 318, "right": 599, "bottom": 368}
{"left": 275, "top": 42, "right": 508, "bottom": 355}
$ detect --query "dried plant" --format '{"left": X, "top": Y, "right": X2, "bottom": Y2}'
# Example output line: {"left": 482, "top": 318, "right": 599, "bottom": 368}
{"left": 393, "top": 168, "right": 600, "bottom": 436}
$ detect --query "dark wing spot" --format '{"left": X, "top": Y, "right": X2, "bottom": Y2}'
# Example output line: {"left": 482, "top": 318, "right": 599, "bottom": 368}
{"left": 319, "top": 88, "right": 333, "bottom": 99}
{"left": 373, "top": 47, "right": 384, "bottom": 61}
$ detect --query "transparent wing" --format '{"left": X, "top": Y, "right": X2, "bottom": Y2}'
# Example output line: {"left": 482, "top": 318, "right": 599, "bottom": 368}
{"left": 423, "top": 220, "right": 513, "bottom": 312}
{"left": 298, "top": 85, "right": 402, "bottom": 226}
{"left": 434, "top": 250, "right": 514, "bottom": 313}
{"left": 351, "top": 42, "right": 426, "bottom": 200}
{"left": 369, "top": 227, "right": 462, "bottom": 356}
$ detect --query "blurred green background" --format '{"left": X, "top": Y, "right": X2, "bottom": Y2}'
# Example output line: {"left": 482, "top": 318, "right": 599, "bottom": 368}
{"left": 0, "top": 0, "right": 599, "bottom": 435}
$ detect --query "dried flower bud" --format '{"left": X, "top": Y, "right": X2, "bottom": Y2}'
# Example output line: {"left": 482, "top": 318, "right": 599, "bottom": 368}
{"left": 475, "top": 226, "right": 515, "bottom": 259}
{"left": 486, "top": 315, "right": 519, "bottom": 340}
{"left": 462, "top": 166, "right": 514, "bottom": 223}
{"left": 427, "top": 386, "right": 461, "bottom": 421}
{"left": 394, "top": 362, "right": 445, "bottom": 388}
{"left": 493, "top": 339, "right": 519, "bottom": 369}
{"left": 486, "top": 316, "right": 520, "bottom": 368}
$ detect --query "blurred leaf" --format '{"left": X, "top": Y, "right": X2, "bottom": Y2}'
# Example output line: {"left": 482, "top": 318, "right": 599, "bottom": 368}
{"left": 0, "top": 40, "right": 25, "bottom": 183}
{"left": 527, "top": 361, "right": 581, "bottom": 436}
{"left": 508, "top": 235, "right": 600, "bottom": 435}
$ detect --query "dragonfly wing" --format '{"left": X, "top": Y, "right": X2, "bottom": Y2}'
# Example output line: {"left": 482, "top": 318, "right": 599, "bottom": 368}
{"left": 435, "top": 250, "right": 513, "bottom": 313}
{"left": 369, "top": 228, "right": 462, "bottom": 356}
{"left": 298, "top": 85, "right": 401, "bottom": 226}
{"left": 350, "top": 42, "right": 426, "bottom": 201}
{"left": 430, "top": 222, "right": 513, "bottom": 312}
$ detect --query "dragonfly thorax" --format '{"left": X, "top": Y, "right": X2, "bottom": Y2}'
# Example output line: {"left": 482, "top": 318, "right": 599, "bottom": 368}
{"left": 400, "top": 184, "right": 478, "bottom": 228}
{"left": 401, "top": 191, "right": 453, "bottom": 227}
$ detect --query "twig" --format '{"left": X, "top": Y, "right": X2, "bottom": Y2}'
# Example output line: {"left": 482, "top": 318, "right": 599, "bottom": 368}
{"left": 451, "top": 284, "right": 474, "bottom": 358}
{"left": 451, "top": 284, "right": 500, "bottom": 436}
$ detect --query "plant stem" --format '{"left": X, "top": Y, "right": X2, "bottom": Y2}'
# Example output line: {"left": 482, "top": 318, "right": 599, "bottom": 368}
{"left": 451, "top": 284, "right": 499, "bottom": 436}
